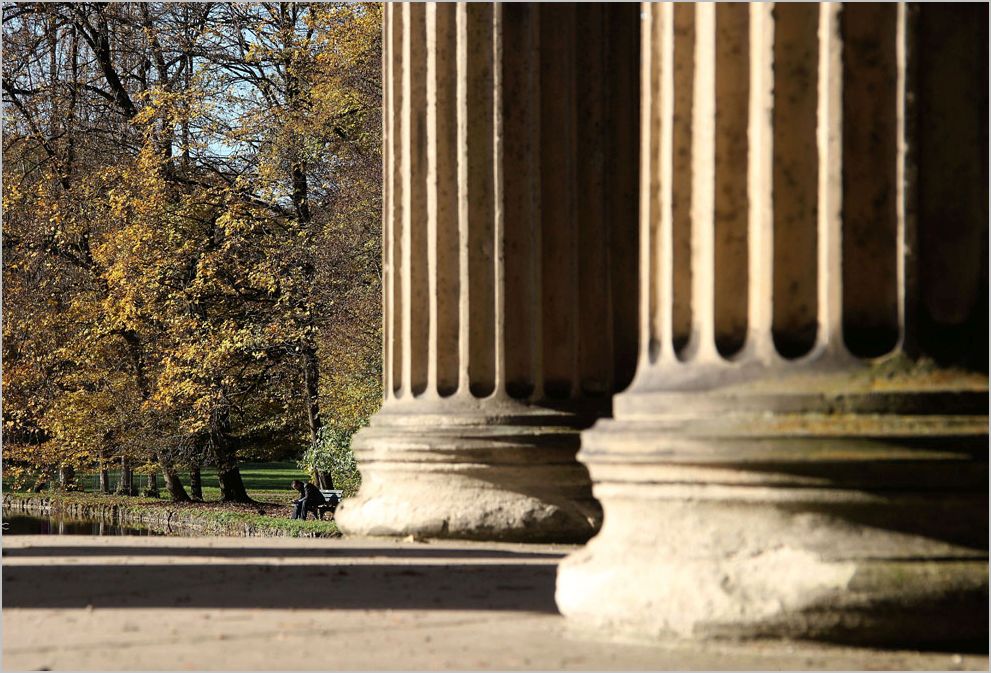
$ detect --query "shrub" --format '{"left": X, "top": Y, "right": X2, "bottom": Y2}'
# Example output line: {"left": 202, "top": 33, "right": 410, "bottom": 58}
{"left": 298, "top": 424, "right": 363, "bottom": 497}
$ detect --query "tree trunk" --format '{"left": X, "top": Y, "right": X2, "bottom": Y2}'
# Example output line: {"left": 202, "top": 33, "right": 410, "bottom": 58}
{"left": 189, "top": 463, "right": 203, "bottom": 501}
{"left": 314, "top": 467, "right": 333, "bottom": 490}
{"left": 59, "top": 465, "right": 77, "bottom": 490}
{"left": 211, "top": 411, "right": 252, "bottom": 503}
{"left": 302, "top": 342, "right": 334, "bottom": 490}
{"left": 117, "top": 457, "right": 138, "bottom": 496}
{"left": 145, "top": 472, "right": 159, "bottom": 497}
{"left": 162, "top": 467, "right": 191, "bottom": 502}
{"left": 121, "top": 464, "right": 133, "bottom": 495}
{"left": 116, "top": 464, "right": 127, "bottom": 494}
{"left": 181, "top": 13, "right": 192, "bottom": 170}
{"left": 217, "top": 464, "right": 251, "bottom": 503}
{"left": 66, "top": 20, "right": 78, "bottom": 181}
{"left": 286, "top": 83, "right": 331, "bottom": 493}
{"left": 97, "top": 444, "right": 112, "bottom": 493}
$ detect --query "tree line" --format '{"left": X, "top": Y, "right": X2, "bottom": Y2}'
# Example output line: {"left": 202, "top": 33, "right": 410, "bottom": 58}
{"left": 2, "top": 2, "right": 383, "bottom": 502}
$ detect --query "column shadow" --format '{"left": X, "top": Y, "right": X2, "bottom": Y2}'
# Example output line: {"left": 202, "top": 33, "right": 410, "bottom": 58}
{"left": 2, "top": 548, "right": 560, "bottom": 613}
{"left": 2, "top": 546, "right": 566, "bottom": 560}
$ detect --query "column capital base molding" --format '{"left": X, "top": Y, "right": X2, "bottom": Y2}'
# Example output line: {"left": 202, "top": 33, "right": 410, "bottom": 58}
{"left": 557, "top": 513, "right": 987, "bottom": 647}
{"left": 626, "top": 352, "right": 988, "bottom": 397}
{"left": 557, "top": 359, "right": 989, "bottom": 646}
{"left": 337, "top": 397, "right": 603, "bottom": 543}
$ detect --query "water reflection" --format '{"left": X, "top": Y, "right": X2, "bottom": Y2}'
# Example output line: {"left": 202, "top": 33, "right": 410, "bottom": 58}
{"left": 2, "top": 514, "right": 163, "bottom": 536}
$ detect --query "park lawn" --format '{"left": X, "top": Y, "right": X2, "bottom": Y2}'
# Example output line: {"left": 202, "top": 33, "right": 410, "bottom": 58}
{"left": 74, "top": 461, "right": 311, "bottom": 504}
{"left": 4, "top": 462, "right": 341, "bottom": 538}
{"left": 3, "top": 489, "right": 341, "bottom": 537}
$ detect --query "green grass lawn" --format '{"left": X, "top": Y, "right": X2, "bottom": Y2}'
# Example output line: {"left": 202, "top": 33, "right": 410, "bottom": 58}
{"left": 48, "top": 462, "right": 312, "bottom": 505}
{"left": 179, "top": 461, "right": 311, "bottom": 503}
{"left": 4, "top": 461, "right": 341, "bottom": 537}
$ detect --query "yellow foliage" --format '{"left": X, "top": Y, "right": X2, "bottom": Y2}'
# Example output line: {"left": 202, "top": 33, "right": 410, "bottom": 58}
{"left": 4, "top": 1, "right": 383, "bottom": 479}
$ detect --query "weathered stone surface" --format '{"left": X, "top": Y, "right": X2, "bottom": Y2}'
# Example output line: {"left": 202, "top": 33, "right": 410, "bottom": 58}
{"left": 558, "top": 366, "right": 989, "bottom": 647}
{"left": 352, "top": 0, "right": 989, "bottom": 647}
{"left": 338, "top": 397, "right": 601, "bottom": 543}
{"left": 4, "top": 536, "right": 987, "bottom": 671}
{"left": 341, "top": 4, "right": 640, "bottom": 543}
{"left": 556, "top": 2, "right": 988, "bottom": 648}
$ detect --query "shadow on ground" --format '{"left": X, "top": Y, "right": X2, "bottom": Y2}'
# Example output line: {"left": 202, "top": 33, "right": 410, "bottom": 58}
{"left": 3, "top": 546, "right": 565, "bottom": 560}
{"left": 3, "top": 544, "right": 560, "bottom": 613}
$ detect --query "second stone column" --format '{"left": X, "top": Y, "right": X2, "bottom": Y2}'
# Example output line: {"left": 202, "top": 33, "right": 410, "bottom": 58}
{"left": 337, "top": 3, "right": 641, "bottom": 542}
{"left": 556, "top": 2, "right": 988, "bottom": 645}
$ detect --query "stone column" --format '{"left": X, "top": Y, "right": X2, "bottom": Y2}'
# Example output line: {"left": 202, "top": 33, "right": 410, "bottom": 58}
{"left": 557, "top": 3, "right": 988, "bottom": 646}
{"left": 337, "top": 4, "right": 640, "bottom": 542}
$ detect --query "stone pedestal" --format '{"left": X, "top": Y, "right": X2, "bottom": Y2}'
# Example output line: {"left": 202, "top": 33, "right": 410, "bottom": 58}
{"left": 340, "top": 397, "right": 601, "bottom": 542}
{"left": 338, "top": 3, "right": 641, "bottom": 542}
{"left": 556, "top": 3, "right": 989, "bottom": 646}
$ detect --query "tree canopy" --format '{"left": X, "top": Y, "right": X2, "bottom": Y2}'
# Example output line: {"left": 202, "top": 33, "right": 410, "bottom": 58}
{"left": 2, "top": 2, "right": 382, "bottom": 501}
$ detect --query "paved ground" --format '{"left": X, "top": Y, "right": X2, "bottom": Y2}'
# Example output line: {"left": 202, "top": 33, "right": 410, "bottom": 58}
{"left": 2, "top": 535, "right": 986, "bottom": 671}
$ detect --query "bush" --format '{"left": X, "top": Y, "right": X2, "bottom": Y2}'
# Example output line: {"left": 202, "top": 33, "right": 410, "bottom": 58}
{"left": 298, "top": 424, "right": 363, "bottom": 497}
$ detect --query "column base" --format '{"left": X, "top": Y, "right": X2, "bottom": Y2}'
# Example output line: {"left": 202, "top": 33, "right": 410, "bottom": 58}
{"left": 336, "top": 397, "right": 603, "bottom": 543}
{"left": 556, "top": 362, "right": 989, "bottom": 647}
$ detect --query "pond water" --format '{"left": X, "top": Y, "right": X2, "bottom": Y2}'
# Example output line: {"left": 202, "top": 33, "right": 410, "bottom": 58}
{"left": 2, "top": 513, "right": 163, "bottom": 536}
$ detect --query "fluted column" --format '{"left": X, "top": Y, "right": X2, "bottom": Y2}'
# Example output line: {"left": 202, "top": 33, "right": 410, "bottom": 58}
{"left": 337, "top": 3, "right": 640, "bottom": 542}
{"left": 557, "top": 3, "right": 988, "bottom": 645}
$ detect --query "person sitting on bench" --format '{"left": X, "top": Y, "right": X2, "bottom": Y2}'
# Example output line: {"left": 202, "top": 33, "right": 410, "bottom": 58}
{"left": 290, "top": 480, "right": 326, "bottom": 520}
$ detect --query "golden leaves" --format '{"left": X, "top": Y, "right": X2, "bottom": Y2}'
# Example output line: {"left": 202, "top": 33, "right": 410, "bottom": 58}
{"left": 4, "top": 2, "right": 383, "bottom": 477}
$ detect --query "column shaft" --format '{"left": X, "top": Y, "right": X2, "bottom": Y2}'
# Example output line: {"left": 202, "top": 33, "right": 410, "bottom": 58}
{"left": 557, "top": 2, "right": 988, "bottom": 646}
{"left": 338, "top": 3, "right": 641, "bottom": 542}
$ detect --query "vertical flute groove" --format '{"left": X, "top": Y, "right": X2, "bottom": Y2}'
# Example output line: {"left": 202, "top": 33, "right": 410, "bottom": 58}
{"left": 403, "top": 4, "right": 428, "bottom": 396}
{"left": 462, "top": 4, "right": 496, "bottom": 398}
{"left": 502, "top": 5, "right": 542, "bottom": 400}
{"left": 713, "top": 3, "right": 750, "bottom": 358}
{"left": 841, "top": 5, "right": 899, "bottom": 359}
{"left": 771, "top": 4, "right": 818, "bottom": 359}
{"left": 440, "top": 6, "right": 460, "bottom": 397}
{"left": 606, "top": 6, "right": 642, "bottom": 391}
{"left": 540, "top": 5, "right": 578, "bottom": 399}
{"left": 426, "top": 5, "right": 460, "bottom": 397}
{"left": 528, "top": 9, "right": 544, "bottom": 399}
{"left": 639, "top": 3, "right": 656, "bottom": 366}
{"left": 657, "top": 3, "right": 676, "bottom": 363}
{"left": 576, "top": 4, "right": 612, "bottom": 395}
{"left": 671, "top": 6, "right": 695, "bottom": 358}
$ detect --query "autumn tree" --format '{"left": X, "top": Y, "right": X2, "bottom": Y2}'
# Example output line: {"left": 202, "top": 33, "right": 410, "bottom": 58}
{"left": 190, "top": 2, "right": 383, "bottom": 488}
{"left": 3, "top": 3, "right": 382, "bottom": 503}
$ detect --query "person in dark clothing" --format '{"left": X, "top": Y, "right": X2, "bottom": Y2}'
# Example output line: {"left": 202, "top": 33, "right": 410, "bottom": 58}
{"left": 290, "top": 480, "right": 326, "bottom": 520}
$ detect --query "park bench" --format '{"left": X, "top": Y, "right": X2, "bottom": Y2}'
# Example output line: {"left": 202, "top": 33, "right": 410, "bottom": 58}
{"left": 315, "top": 489, "right": 343, "bottom": 520}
